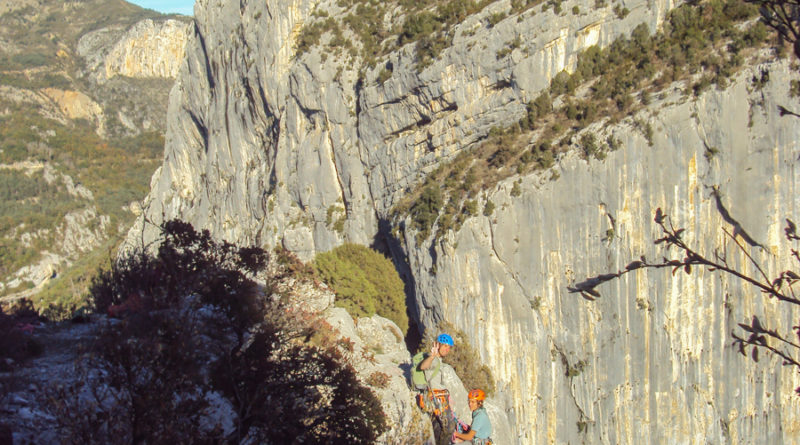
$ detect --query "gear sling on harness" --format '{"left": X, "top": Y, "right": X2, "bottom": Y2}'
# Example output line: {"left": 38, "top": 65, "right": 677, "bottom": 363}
{"left": 416, "top": 388, "right": 451, "bottom": 416}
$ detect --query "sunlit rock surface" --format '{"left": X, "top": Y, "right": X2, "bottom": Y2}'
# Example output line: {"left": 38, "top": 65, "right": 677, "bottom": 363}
{"left": 130, "top": 0, "right": 800, "bottom": 441}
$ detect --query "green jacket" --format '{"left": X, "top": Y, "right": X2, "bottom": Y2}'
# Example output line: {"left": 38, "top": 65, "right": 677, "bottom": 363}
{"left": 411, "top": 351, "right": 441, "bottom": 390}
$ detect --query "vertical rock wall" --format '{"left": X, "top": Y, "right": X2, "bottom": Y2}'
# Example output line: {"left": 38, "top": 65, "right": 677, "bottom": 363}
{"left": 131, "top": 0, "right": 800, "bottom": 442}
{"left": 104, "top": 19, "right": 190, "bottom": 79}
{"left": 135, "top": 0, "right": 677, "bottom": 260}
{"left": 402, "top": 61, "right": 800, "bottom": 443}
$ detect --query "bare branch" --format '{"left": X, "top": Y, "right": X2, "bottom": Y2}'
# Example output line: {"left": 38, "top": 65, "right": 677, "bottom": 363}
{"left": 574, "top": 209, "right": 800, "bottom": 394}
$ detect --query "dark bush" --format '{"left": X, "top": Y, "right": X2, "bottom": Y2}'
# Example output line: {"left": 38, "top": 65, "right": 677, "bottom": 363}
{"left": 400, "top": 12, "right": 441, "bottom": 44}
{"left": 0, "top": 304, "right": 42, "bottom": 370}
{"left": 60, "top": 220, "right": 387, "bottom": 444}
{"left": 410, "top": 185, "right": 444, "bottom": 240}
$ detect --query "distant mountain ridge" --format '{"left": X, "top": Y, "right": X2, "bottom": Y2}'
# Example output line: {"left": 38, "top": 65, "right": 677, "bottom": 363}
{"left": 0, "top": 0, "right": 189, "bottom": 315}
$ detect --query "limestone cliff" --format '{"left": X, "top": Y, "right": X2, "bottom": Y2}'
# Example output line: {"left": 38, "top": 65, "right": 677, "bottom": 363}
{"left": 401, "top": 60, "right": 800, "bottom": 443}
{"left": 132, "top": 0, "right": 676, "bottom": 257}
{"left": 131, "top": 0, "right": 800, "bottom": 442}
{"left": 76, "top": 18, "right": 190, "bottom": 81}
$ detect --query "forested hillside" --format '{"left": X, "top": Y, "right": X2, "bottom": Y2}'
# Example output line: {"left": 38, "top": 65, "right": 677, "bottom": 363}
{"left": 0, "top": 0, "right": 188, "bottom": 317}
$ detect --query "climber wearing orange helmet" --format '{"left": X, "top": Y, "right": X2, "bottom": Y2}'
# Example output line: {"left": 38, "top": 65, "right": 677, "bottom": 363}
{"left": 452, "top": 389, "right": 493, "bottom": 444}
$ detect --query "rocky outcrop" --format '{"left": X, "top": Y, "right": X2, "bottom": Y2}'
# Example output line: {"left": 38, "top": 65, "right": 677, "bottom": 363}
{"left": 104, "top": 19, "right": 191, "bottom": 80}
{"left": 0, "top": 85, "right": 70, "bottom": 126}
{"left": 78, "top": 18, "right": 190, "bottom": 82}
{"left": 130, "top": 0, "right": 800, "bottom": 442}
{"left": 40, "top": 88, "right": 105, "bottom": 134}
{"left": 0, "top": 206, "right": 109, "bottom": 297}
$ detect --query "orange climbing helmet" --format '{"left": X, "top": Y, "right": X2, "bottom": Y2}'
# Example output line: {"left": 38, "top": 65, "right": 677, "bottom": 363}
{"left": 468, "top": 389, "right": 486, "bottom": 401}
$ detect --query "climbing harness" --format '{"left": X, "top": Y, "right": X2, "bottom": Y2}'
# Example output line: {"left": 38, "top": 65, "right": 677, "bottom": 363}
{"left": 416, "top": 388, "right": 450, "bottom": 416}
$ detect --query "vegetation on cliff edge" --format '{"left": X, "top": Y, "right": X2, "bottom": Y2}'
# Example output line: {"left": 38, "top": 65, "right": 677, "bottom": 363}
{"left": 391, "top": 0, "right": 780, "bottom": 244}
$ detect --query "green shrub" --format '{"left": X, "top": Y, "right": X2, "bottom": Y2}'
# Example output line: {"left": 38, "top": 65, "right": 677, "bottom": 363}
{"left": 313, "top": 243, "right": 409, "bottom": 334}
{"left": 791, "top": 80, "right": 800, "bottom": 98}
{"left": 463, "top": 200, "right": 479, "bottom": 216}
{"left": 487, "top": 11, "right": 507, "bottom": 27}
{"left": 11, "top": 52, "right": 50, "bottom": 68}
{"left": 410, "top": 185, "right": 444, "bottom": 240}
{"left": 580, "top": 133, "right": 599, "bottom": 159}
{"left": 295, "top": 17, "right": 337, "bottom": 54}
{"left": 550, "top": 70, "right": 573, "bottom": 95}
{"left": 511, "top": 180, "right": 522, "bottom": 197}
{"left": 483, "top": 200, "right": 495, "bottom": 216}
{"left": 401, "top": 12, "right": 441, "bottom": 44}
{"left": 613, "top": 4, "right": 629, "bottom": 18}
{"left": 378, "top": 66, "right": 393, "bottom": 83}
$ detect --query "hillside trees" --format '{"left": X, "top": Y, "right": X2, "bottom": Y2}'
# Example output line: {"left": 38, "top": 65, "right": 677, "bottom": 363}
{"left": 392, "top": 0, "right": 777, "bottom": 245}
{"left": 53, "top": 220, "right": 386, "bottom": 444}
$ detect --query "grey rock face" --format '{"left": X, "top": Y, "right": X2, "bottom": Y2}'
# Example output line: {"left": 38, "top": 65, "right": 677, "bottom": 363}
{"left": 75, "top": 15, "right": 190, "bottom": 137}
{"left": 131, "top": 0, "right": 800, "bottom": 442}
{"left": 133, "top": 0, "right": 675, "bottom": 259}
{"left": 402, "top": 61, "right": 800, "bottom": 443}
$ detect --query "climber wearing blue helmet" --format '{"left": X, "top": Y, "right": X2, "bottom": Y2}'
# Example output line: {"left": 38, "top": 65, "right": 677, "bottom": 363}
{"left": 412, "top": 332, "right": 457, "bottom": 444}
{"left": 411, "top": 334, "right": 455, "bottom": 444}
{"left": 413, "top": 333, "right": 454, "bottom": 390}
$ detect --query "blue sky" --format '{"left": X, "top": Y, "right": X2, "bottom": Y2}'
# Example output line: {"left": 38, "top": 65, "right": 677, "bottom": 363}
{"left": 128, "top": 1, "right": 195, "bottom": 16}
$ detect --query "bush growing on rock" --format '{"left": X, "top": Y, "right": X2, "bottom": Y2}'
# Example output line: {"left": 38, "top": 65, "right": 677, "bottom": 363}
{"left": 313, "top": 243, "right": 409, "bottom": 335}
{"left": 53, "top": 220, "right": 386, "bottom": 444}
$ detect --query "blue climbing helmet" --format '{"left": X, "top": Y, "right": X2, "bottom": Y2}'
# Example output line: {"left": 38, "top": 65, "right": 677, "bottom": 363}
{"left": 437, "top": 333, "right": 454, "bottom": 346}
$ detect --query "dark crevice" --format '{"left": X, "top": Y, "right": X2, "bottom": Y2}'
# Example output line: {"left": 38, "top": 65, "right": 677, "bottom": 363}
{"left": 442, "top": 103, "right": 458, "bottom": 112}
{"left": 376, "top": 97, "right": 406, "bottom": 107}
{"left": 492, "top": 79, "right": 513, "bottom": 90}
{"left": 386, "top": 116, "right": 433, "bottom": 139}
{"left": 193, "top": 23, "right": 216, "bottom": 90}
{"left": 354, "top": 75, "right": 364, "bottom": 118}
{"left": 187, "top": 110, "right": 209, "bottom": 152}
{"left": 374, "top": 218, "right": 420, "bottom": 351}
